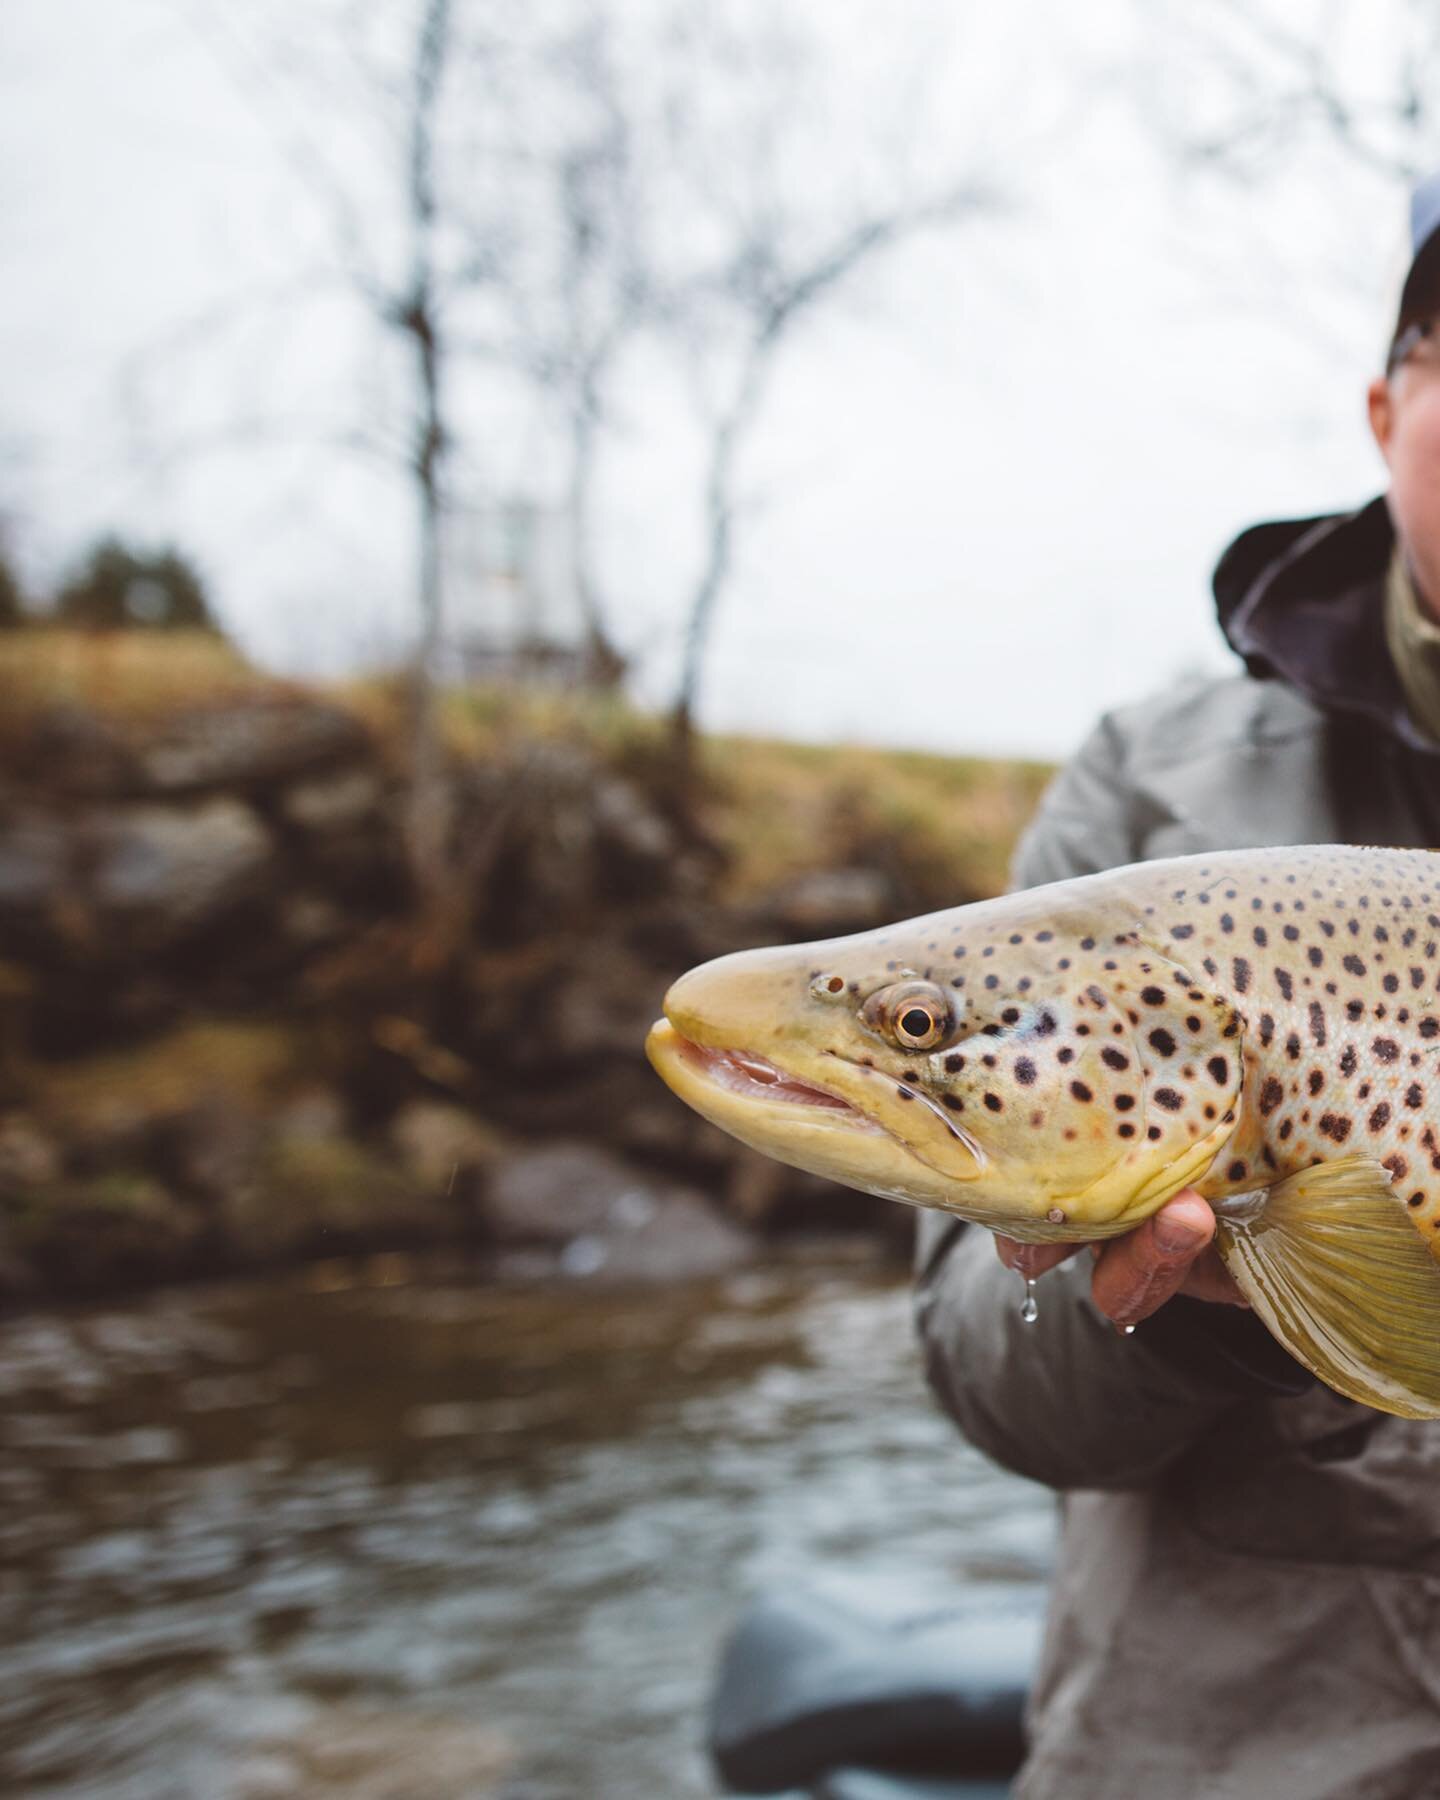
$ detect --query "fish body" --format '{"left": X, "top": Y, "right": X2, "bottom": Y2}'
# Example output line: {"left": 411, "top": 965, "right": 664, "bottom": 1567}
{"left": 647, "top": 845, "right": 1440, "bottom": 1418}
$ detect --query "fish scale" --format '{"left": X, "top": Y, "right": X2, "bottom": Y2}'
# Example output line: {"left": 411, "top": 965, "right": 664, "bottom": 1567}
{"left": 647, "top": 844, "right": 1440, "bottom": 1417}
{"left": 933, "top": 844, "right": 1440, "bottom": 1246}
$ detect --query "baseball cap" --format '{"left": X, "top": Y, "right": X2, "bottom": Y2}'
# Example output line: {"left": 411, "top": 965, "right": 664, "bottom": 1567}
{"left": 1392, "top": 168, "right": 1440, "bottom": 341}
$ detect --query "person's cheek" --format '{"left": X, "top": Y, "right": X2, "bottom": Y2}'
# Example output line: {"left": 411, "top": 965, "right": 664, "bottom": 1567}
{"left": 1392, "top": 402, "right": 1440, "bottom": 594}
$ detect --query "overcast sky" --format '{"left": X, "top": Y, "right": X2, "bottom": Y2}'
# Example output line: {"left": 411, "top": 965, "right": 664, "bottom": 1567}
{"left": 0, "top": 0, "right": 1418, "bottom": 759}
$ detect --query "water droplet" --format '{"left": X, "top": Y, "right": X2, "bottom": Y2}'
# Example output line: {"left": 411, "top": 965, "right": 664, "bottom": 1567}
{"left": 1122, "top": 1324, "right": 1136, "bottom": 1336}
{"left": 1019, "top": 1276, "right": 1038, "bottom": 1325}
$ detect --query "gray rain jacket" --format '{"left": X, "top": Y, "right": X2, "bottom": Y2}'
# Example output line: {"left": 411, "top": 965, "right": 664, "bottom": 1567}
{"left": 914, "top": 496, "right": 1440, "bottom": 1799}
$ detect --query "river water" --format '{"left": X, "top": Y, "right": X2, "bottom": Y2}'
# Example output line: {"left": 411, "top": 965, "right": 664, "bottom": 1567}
{"left": 0, "top": 1254, "right": 1054, "bottom": 1799}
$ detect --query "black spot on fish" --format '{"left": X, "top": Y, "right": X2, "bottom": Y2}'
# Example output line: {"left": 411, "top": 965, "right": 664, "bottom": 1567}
{"left": 1148, "top": 1028, "right": 1178, "bottom": 1057}
{"left": 1233, "top": 958, "right": 1252, "bottom": 994}
{"left": 1101, "top": 1047, "right": 1129, "bottom": 1071}
{"left": 983, "top": 1093, "right": 1003, "bottom": 1113}
{"left": 1259, "top": 1077, "right": 1284, "bottom": 1116}
{"left": 1374, "top": 1038, "right": 1400, "bottom": 1064}
{"left": 1207, "top": 1056, "right": 1228, "bottom": 1085}
{"left": 1070, "top": 1080, "right": 1094, "bottom": 1102}
{"left": 1308, "top": 1002, "right": 1327, "bottom": 1046}
{"left": 1015, "top": 1058, "right": 1037, "bottom": 1086}
{"left": 1153, "top": 1087, "right": 1183, "bottom": 1111}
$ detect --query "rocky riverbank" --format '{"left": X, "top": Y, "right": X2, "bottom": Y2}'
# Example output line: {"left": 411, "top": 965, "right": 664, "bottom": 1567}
{"left": 0, "top": 633, "right": 1050, "bottom": 1302}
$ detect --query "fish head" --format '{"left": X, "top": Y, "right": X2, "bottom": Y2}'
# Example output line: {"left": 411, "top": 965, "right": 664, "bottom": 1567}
{"left": 647, "top": 894, "right": 1243, "bottom": 1242}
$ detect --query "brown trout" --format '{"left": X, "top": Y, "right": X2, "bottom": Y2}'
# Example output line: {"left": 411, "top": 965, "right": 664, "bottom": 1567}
{"left": 646, "top": 845, "right": 1440, "bottom": 1418}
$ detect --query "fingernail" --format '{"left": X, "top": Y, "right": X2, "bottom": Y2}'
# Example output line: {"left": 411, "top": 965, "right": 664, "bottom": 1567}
{"left": 1154, "top": 1217, "right": 1204, "bottom": 1256}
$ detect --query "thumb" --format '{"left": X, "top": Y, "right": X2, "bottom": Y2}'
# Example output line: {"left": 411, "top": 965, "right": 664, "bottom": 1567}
{"left": 1090, "top": 1190, "right": 1216, "bottom": 1328}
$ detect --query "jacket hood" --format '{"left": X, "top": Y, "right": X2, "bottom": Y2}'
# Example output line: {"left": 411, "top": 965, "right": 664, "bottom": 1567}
{"left": 1211, "top": 494, "right": 1438, "bottom": 752}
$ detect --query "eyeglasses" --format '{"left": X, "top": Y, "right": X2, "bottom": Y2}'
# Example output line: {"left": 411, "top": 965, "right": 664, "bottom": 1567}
{"left": 1387, "top": 316, "right": 1440, "bottom": 377}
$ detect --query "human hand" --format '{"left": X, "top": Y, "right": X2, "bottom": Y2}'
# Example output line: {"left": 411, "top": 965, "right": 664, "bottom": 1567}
{"left": 994, "top": 1188, "right": 1248, "bottom": 1329}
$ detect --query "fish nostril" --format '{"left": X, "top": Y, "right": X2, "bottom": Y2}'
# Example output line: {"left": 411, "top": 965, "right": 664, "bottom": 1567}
{"left": 810, "top": 972, "right": 848, "bottom": 1001}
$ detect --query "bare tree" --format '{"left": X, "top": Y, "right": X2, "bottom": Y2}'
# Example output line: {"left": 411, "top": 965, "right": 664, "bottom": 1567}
{"left": 669, "top": 186, "right": 995, "bottom": 756}
{"left": 139, "top": 0, "right": 1008, "bottom": 793}
{"left": 643, "top": 1, "right": 1003, "bottom": 758}
{"left": 165, "top": 0, "right": 493, "bottom": 902}
{"left": 522, "top": 14, "right": 651, "bottom": 689}
{"left": 1138, "top": 0, "right": 1439, "bottom": 185}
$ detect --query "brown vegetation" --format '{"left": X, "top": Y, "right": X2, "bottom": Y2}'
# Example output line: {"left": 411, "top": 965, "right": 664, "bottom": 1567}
{"left": 0, "top": 631, "right": 1050, "bottom": 1300}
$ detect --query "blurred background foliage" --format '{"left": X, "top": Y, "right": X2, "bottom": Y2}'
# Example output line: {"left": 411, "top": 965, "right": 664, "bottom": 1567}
{"left": 51, "top": 536, "right": 216, "bottom": 634}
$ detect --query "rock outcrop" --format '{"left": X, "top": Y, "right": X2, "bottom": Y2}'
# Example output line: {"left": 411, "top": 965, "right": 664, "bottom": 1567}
{"left": 0, "top": 680, "right": 915, "bottom": 1300}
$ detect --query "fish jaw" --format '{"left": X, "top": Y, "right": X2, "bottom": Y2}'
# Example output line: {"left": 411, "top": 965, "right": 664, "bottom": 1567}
{"left": 645, "top": 1020, "right": 986, "bottom": 1211}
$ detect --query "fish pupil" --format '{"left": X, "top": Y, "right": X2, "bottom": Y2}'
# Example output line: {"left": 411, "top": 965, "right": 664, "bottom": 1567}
{"left": 900, "top": 1008, "right": 933, "bottom": 1039}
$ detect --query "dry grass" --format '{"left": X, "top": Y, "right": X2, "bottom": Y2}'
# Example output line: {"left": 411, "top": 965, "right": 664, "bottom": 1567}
{"left": 0, "top": 633, "right": 1051, "bottom": 903}
{"left": 0, "top": 628, "right": 276, "bottom": 748}
{"left": 339, "top": 671, "right": 665, "bottom": 768}
{"left": 701, "top": 735, "right": 1054, "bottom": 904}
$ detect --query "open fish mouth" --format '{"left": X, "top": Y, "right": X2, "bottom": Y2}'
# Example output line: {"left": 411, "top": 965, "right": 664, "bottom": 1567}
{"left": 647, "top": 1018, "right": 985, "bottom": 1204}
{"left": 667, "top": 1033, "right": 881, "bottom": 1126}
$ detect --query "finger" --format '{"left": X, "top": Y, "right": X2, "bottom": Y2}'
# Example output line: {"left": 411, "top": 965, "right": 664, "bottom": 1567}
{"left": 1178, "top": 1247, "right": 1250, "bottom": 1307}
{"left": 994, "top": 1234, "right": 1084, "bottom": 1279}
{"left": 1090, "top": 1191, "right": 1216, "bottom": 1327}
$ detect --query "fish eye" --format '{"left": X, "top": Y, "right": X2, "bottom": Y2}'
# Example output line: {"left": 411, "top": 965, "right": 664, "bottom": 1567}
{"left": 862, "top": 979, "right": 956, "bottom": 1051}
{"left": 897, "top": 1005, "right": 943, "bottom": 1047}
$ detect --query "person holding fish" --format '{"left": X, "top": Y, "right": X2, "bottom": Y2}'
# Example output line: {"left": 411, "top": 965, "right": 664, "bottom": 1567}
{"left": 908, "top": 174, "right": 1440, "bottom": 1795}
{"left": 649, "top": 169, "right": 1440, "bottom": 1796}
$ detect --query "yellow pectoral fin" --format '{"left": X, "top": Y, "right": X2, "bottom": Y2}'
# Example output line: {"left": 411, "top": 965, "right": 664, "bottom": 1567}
{"left": 1215, "top": 1157, "right": 1440, "bottom": 1420}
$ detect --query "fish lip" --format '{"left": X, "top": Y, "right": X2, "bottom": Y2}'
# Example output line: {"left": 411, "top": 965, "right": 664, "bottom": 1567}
{"left": 666, "top": 1033, "right": 882, "bottom": 1127}
{"left": 655, "top": 1026, "right": 985, "bottom": 1173}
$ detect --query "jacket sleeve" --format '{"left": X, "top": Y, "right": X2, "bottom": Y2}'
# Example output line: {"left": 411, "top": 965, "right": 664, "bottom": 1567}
{"left": 912, "top": 710, "right": 1308, "bottom": 1492}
